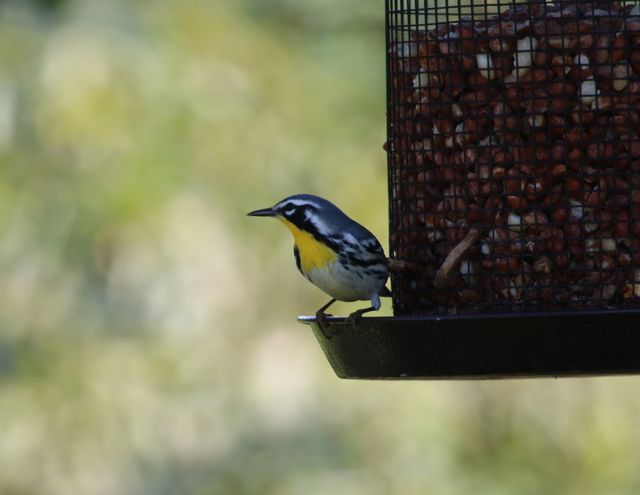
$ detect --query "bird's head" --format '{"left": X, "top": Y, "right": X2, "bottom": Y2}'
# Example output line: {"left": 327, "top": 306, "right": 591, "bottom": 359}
{"left": 247, "top": 194, "right": 331, "bottom": 236}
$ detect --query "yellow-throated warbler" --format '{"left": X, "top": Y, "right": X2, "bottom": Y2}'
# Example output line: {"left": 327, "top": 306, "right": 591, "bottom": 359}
{"left": 248, "top": 194, "right": 390, "bottom": 324}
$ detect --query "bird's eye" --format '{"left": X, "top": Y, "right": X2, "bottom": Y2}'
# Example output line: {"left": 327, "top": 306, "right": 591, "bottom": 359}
{"left": 284, "top": 208, "right": 296, "bottom": 217}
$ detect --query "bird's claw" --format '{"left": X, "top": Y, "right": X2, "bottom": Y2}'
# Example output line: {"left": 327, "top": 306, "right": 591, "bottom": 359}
{"left": 346, "top": 311, "right": 363, "bottom": 329}
{"left": 315, "top": 312, "right": 334, "bottom": 339}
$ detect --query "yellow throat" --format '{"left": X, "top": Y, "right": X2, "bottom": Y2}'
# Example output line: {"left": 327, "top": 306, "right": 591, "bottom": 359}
{"left": 279, "top": 218, "right": 337, "bottom": 272}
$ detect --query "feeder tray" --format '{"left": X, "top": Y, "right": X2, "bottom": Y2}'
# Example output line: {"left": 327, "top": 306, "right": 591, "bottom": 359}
{"left": 299, "top": 310, "right": 640, "bottom": 379}
{"left": 304, "top": 0, "right": 640, "bottom": 379}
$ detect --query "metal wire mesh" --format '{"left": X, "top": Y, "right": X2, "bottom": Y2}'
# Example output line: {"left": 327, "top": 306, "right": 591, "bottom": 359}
{"left": 386, "top": 0, "right": 640, "bottom": 315}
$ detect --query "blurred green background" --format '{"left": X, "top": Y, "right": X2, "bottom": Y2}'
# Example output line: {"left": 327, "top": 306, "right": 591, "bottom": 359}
{"left": 1, "top": 0, "right": 640, "bottom": 493}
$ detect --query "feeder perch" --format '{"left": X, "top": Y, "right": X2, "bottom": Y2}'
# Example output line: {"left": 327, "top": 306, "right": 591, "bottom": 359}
{"left": 302, "top": 0, "right": 640, "bottom": 379}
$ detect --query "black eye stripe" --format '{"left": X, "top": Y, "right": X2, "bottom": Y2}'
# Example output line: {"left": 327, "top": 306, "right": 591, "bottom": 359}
{"left": 289, "top": 207, "right": 314, "bottom": 229}
{"left": 281, "top": 203, "right": 317, "bottom": 218}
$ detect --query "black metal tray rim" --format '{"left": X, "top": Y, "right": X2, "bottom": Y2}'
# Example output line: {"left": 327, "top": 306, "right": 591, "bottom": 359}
{"left": 298, "top": 308, "right": 640, "bottom": 326}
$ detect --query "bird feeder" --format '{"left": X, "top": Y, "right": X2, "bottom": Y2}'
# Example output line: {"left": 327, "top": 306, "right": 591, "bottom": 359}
{"left": 301, "top": 0, "right": 640, "bottom": 379}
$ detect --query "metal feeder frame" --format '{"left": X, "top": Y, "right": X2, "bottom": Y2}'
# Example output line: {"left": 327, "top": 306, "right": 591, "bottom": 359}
{"left": 302, "top": 0, "right": 640, "bottom": 379}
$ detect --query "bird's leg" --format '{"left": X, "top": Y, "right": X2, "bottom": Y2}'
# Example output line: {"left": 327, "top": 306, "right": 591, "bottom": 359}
{"left": 315, "top": 298, "right": 336, "bottom": 339}
{"left": 316, "top": 297, "right": 337, "bottom": 317}
{"left": 346, "top": 306, "right": 376, "bottom": 328}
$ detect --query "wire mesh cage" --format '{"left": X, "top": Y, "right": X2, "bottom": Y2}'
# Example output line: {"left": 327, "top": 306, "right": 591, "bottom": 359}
{"left": 386, "top": 0, "right": 640, "bottom": 316}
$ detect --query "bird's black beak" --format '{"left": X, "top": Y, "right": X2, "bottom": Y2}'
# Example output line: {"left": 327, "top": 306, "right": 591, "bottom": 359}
{"left": 247, "top": 207, "right": 276, "bottom": 217}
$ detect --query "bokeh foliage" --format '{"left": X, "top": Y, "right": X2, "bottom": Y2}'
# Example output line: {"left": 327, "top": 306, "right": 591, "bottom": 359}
{"left": 0, "top": 0, "right": 640, "bottom": 494}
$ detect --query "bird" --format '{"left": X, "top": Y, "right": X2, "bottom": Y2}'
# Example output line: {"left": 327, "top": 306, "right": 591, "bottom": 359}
{"left": 247, "top": 194, "right": 390, "bottom": 331}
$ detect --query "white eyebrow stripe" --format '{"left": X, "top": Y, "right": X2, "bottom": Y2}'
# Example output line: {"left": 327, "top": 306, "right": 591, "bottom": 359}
{"left": 280, "top": 199, "right": 320, "bottom": 209}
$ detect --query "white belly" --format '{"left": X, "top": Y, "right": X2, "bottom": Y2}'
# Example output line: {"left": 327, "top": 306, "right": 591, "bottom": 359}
{"left": 304, "top": 260, "right": 383, "bottom": 302}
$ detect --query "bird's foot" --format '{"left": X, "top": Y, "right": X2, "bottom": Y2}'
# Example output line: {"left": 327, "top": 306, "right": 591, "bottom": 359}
{"left": 346, "top": 306, "right": 375, "bottom": 329}
{"left": 345, "top": 310, "right": 364, "bottom": 329}
{"left": 315, "top": 311, "right": 335, "bottom": 339}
